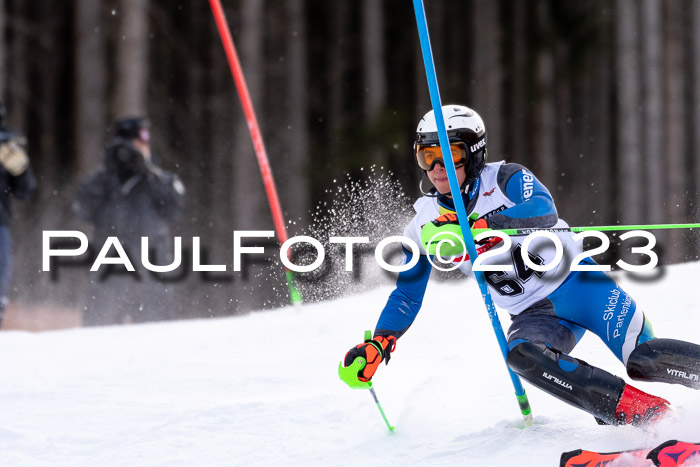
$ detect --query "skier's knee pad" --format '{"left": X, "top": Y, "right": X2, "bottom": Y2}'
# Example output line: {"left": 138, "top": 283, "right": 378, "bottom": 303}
{"left": 627, "top": 338, "right": 700, "bottom": 389}
{"left": 507, "top": 341, "right": 624, "bottom": 423}
{"left": 506, "top": 341, "right": 550, "bottom": 375}
{"left": 506, "top": 341, "right": 592, "bottom": 395}
{"left": 507, "top": 341, "right": 583, "bottom": 376}
{"left": 507, "top": 341, "right": 581, "bottom": 376}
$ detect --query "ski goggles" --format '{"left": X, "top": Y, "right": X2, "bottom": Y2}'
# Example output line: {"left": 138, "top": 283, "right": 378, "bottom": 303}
{"left": 415, "top": 142, "right": 468, "bottom": 171}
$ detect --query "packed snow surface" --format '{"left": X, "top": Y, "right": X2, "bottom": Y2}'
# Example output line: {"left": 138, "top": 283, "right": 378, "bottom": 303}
{"left": 1, "top": 263, "right": 699, "bottom": 466}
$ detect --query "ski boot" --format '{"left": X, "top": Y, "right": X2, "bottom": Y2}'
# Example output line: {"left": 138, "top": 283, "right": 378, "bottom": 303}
{"left": 614, "top": 384, "right": 669, "bottom": 426}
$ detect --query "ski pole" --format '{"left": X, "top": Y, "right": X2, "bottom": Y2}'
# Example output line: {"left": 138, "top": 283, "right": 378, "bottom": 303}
{"left": 472, "top": 222, "right": 700, "bottom": 237}
{"left": 368, "top": 387, "right": 395, "bottom": 433}
{"left": 412, "top": 0, "right": 533, "bottom": 427}
{"left": 208, "top": 0, "right": 302, "bottom": 306}
{"left": 338, "top": 331, "right": 395, "bottom": 433}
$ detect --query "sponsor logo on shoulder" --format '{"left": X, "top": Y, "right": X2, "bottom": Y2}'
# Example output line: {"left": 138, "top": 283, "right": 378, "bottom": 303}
{"left": 483, "top": 187, "right": 495, "bottom": 197}
{"left": 522, "top": 170, "right": 534, "bottom": 199}
{"left": 543, "top": 372, "right": 573, "bottom": 390}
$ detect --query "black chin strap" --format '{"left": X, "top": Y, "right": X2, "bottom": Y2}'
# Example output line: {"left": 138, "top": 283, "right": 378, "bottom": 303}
{"left": 418, "top": 171, "right": 439, "bottom": 197}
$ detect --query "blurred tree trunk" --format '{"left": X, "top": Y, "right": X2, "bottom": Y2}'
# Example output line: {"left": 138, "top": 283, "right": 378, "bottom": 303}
{"left": 413, "top": 2, "right": 441, "bottom": 118}
{"left": 532, "top": 0, "right": 556, "bottom": 186}
{"left": 329, "top": 2, "right": 349, "bottom": 147}
{"left": 504, "top": 0, "right": 530, "bottom": 166}
{"left": 425, "top": 0, "right": 445, "bottom": 90}
{"left": 444, "top": 2, "right": 469, "bottom": 101}
{"left": 641, "top": 0, "right": 664, "bottom": 225}
{"left": 231, "top": 0, "right": 269, "bottom": 311}
{"left": 206, "top": 44, "right": 235, "bottom": 316}
{"left": 471, "top": 0, "right": 502, "bottom": 160}
{"left": 663, "top": 0, "right": 687, "bottom": 262}
{"left": 74, "top": 0, "right": 106, "bottom": 178}
{"left": 693, "top": 0, "right": 700, "bottom": 229}
{"left": 232, "top": 0, "right": 265, "bottom": 228}
{"left": 556, "top": 3, "right": 613, "bottom": 228}
{"left": 362, "top": 0, "right": 387, "bottom": 167}
{"left": 587, "top": 32, "right": 615, "bottom": 226}
{"left": 7, "top": 0, "right": 28, "bottom": 124}
{"left": 36, "top": 0, "right": 59, "bottom": 191}
{"left": 114, "top": 0, "right": 149, "bottom": 116}
{"left": 614, "top": 0, "right": 642, "bottom": 225}
{"left": 30, "top": 0, "right": 68, "bottom": 306}
{"left": 553, "top": 41, "right": 572, "bottom": 212}
{"left": 413, "top": 44, "right": 429, "bottom": 120}
{"left": 282, "top": 0, "right": 310, "bottom": 229}
{"left": 4, "top": 0, "right": 33, "bottom": 307}
{"left": 173, "top": 0, "right": 235, "bottom": 318}
{"left": 0, "top": 0, "right": 6, "bottom": 94}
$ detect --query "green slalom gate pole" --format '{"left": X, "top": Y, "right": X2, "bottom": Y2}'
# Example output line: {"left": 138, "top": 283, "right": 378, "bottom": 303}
{"left": 338, "top": 331, "right": 395, "bottom": 433}
{"left": 472, "top": 223, "right": 700, "bottom": 237}
{"left": 412, "top": 0, "right": 533, "bottom": 426}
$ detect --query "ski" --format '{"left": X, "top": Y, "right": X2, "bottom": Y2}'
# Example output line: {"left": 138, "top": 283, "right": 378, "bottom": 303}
{"left": 649, "top": 441, "right": 700, "bottom": 467}
{"left": 560, "top": 446, "right": 649, "bottom": 466}
{"left": 560, "top": 440, "right": 700, "bottom": 466}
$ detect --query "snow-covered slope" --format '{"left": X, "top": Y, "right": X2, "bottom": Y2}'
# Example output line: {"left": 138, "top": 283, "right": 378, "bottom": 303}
{"left": 1, "top": 263, "right": 699, "bottom": 466}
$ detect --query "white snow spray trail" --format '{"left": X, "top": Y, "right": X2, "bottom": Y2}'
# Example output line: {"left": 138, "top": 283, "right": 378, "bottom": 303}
{"left": 295, "top": 165, "right": 415, "bottom": 302}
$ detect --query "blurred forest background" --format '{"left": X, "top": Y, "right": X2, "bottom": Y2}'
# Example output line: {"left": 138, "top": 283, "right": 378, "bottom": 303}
{"left": 1, "top": 0, "right": 700, "bottom": 328}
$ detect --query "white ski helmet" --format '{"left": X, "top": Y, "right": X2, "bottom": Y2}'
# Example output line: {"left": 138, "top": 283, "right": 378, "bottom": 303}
{"left": 414, "top": 105, "right": 487, "bottom": 187}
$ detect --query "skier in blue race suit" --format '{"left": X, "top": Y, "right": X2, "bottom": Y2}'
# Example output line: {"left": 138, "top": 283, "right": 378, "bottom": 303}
{"left": 342, "top": 105, "right": 700, "bottom": 426}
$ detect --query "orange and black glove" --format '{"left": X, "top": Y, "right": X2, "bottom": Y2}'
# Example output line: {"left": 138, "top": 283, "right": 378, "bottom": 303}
{"left": 343, "top": 334, "right": 397, "bottom": 382}
{"left": 470, "top": 217, "right": 488, "bottom": 230}
{"left": 469, "top": 216, "right": 490, "bottom": 244}
{"left": 433, "top": 212, "right": 488, "bottom": 235}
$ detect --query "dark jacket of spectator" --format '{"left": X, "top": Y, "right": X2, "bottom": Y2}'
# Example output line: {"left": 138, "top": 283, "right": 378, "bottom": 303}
{"left": 73, "top": 118, "right": 185, "bottom": 326}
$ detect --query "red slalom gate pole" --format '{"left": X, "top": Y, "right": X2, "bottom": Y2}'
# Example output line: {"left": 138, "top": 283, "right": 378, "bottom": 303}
{"left": 209, "top": 0, "right": 302, "bottom": 305}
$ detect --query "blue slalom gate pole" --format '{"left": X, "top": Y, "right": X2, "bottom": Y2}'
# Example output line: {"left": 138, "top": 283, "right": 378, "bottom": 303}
{"left": 412, "top": 0, "right": 533, "bottom": 426}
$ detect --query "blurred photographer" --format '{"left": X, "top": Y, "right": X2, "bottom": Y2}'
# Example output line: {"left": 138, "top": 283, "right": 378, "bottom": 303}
{"left": 0, "top": 103, "right": 37, "bottom": 328}
{"left": 73, "top": 117, "right": 185, "bottom": 326}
